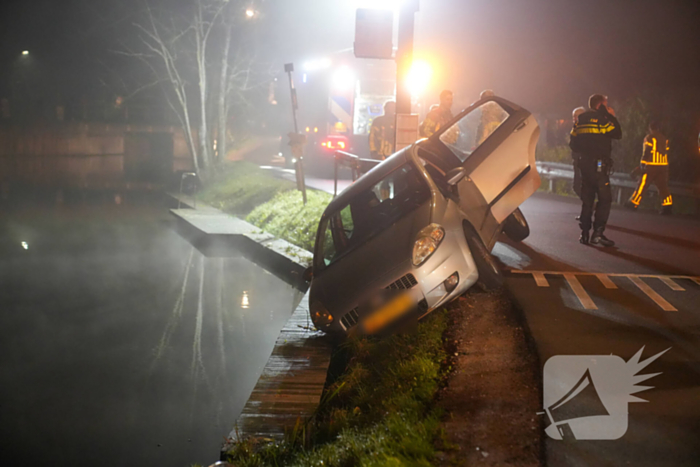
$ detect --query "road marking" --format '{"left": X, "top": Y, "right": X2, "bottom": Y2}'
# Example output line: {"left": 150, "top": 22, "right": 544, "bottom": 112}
{"left": 509, "top": 270, "right": 695, "bottom": 312}
{"left": 628, "top": 276, "right": 677, "bottom": 311}
{"left": 533, "top": 272, "right": 549, "bottom": 287}
{"left": 596, "top": 273, "right": 618, "bottom": 289}
{"left": 659, "top": 276, "right": 685, "bottom": 291}
{"left": 564, "top": 273, "right": 598, "bottom": 309}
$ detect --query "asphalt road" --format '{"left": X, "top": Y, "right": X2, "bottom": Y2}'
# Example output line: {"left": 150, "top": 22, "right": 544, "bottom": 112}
{"left": 496, "top": 193, "right": 700, "bottom": 467}
{"left": 283, "top": 165, "right": 700, "bottom": 466}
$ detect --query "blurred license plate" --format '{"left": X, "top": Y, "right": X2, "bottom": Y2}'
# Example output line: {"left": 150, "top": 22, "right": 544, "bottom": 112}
{"left": 363, "top": 293, "right": 414, "bottom": 334}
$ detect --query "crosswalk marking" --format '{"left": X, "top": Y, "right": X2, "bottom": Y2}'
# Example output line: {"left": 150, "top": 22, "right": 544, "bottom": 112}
{"left": 659, "top": 276, "right": 685, "bottom": 291}
{"left": 628, "top": 276, "right": 677, "bottom": 312}
{"left": 509, "top": 270, "right": 699, "bottom": 312}
{"left": 596, "top": 273, "right": 618, "bottom": 289}
{"left": 564, "top": 273, "right": 597, "bottom": 310}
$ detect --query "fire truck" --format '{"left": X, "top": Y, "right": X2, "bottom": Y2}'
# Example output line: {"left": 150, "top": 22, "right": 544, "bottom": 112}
{"left": 291, "top": 49, "right": 397, "bottom": 175}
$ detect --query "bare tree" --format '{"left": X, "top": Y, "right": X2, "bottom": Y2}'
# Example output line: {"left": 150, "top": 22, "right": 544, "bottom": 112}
{"left": 120, "top": 0, "right": 260, "bottom": 180}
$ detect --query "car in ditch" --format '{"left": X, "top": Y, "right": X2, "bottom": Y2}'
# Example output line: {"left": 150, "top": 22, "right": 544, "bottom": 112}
{"left": 306, "top": 95, "right": 541, "bottom": 336}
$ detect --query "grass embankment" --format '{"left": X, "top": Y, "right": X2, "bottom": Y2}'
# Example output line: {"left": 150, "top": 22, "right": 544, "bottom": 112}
{"left": 198, "top": 162, "right": 297, "bottom": 216}
{"left": 198, "top": 162, "right": 332, "bottom": 251}
{"left": 224, "top": 311, "right": 449, "bottom": 466}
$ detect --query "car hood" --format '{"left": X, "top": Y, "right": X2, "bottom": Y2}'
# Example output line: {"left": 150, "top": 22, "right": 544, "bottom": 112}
{"left": 310, "top": 200, "right": 432, "bottom": 315}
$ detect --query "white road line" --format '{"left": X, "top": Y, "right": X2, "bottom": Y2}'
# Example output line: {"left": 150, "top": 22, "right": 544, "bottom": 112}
{"left": 533, "top": 272, "right": 549, "bottom": 287}
{"left": 659, "top": 276, "right": 685, "bottom": 291}
{"left": 564, "top": 273, "right": 598, "bottom": 309}
{"left": 596, "top": 274, "right": 618, "bottom": 289}
{"left": 628, "top": 276, "right": 678, "bottom": 311}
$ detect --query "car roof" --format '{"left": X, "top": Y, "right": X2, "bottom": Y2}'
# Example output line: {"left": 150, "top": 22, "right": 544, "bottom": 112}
{"left": 324, "top": 148, "right": 411, "bottom": 215}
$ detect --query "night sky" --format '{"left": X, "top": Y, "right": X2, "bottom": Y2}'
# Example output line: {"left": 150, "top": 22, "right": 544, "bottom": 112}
{"left": 1, "top": 0, "right": 700, "bottom": 113}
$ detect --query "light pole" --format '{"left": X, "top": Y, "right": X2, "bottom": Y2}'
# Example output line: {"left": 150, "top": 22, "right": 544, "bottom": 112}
{"left": 395, "top": 0, "right": 419, "bottom": 116}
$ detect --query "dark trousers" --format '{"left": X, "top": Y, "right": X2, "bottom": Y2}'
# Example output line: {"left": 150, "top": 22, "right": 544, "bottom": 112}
{"left": 579, "top": 156, "right": 612, "bottom": 232}
{"left": 572, "top": 153, "right": 582, "bottom": 199}
{"left": 629, "top": 165, "right": 672, "bottom": 207}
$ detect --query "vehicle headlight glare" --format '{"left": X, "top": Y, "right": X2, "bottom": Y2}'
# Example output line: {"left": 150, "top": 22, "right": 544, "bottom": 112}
{"left": 412, "top": 224, "right": 445, "bottom": 266}
{"left": 310, "top": 301, "right": 334, "bottom": 329}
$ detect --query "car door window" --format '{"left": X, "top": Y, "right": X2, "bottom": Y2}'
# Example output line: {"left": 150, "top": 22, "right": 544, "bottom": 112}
{"left": 439, "top": 101, "right": 510, "bottom": 162}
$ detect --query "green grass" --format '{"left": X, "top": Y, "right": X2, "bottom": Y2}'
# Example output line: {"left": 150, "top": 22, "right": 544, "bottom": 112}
{"left": 223, "top": 311, "right": 449, "bottom": 467}
{"left": 198, "top": 162, "right": 296, "bottom": 216}
{"left": 246, "top": 190, "right": 332, "bottom": 252}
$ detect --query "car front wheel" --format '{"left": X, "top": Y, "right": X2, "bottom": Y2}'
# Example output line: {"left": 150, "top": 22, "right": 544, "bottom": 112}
{"left": 502, "top": 207, "right": 530, "bottom": 242}
{"left": 464, "top": 223, "right": 504, "bottom": 290}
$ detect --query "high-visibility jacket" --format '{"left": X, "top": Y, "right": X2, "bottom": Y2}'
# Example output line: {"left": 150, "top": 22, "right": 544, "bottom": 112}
{"left": 640, "top": 131, "right": 669, "bottom": 166}
{"left": 369, "top": 114, "right": 395, "bottom": 160}
{"left": 420, "top": 107, "right": 454, "bottom": 138}
{"left": 569, "top": 108, "right": 622, "bottom": 159}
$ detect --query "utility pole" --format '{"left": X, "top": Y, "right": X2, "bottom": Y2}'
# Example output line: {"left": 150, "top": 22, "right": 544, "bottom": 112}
{"left": 284, "top": 63, "right": 307, "bottom": 205}
{"left": 394, "top": 0, "right": 420, "bottom": 151}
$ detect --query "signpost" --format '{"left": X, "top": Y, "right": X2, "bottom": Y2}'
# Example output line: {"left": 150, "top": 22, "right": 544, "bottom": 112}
{"left": 284, "top": 63, "right": 307, "bottom": 205}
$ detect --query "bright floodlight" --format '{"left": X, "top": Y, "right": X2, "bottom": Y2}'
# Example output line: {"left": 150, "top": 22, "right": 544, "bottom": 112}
{"left": 21, "top": 50, "right": 29, "bottom": 56}
{"left": 303, "top": 57, "right": 332, "bottom": 72}
{"left": 406, "top": 60, "right": 433, "bottom": 98}
{"left": 332, "top": 66, "right": 356, "bottom": 91}
{"left": 245, "top": 8, "right": 255, "bottom": 18}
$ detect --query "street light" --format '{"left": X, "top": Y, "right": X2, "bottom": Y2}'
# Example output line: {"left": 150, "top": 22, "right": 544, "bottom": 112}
{"left": 406, "top": 59, "right": 433, "bottom": 98}
{"left": 245, "top": 8, "right": 256, "bottom": 18}
{"left": 21, "top": 50, "right": 29, "bottom": 56}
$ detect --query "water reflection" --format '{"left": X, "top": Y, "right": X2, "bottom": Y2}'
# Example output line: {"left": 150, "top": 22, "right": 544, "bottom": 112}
{"left": 0, "top": 200, "right": 304, "bottom": 467}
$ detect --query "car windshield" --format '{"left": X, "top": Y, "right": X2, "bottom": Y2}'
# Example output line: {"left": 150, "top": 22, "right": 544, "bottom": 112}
{"left": 315, "top": 163, "right": 430, "bottom": 270}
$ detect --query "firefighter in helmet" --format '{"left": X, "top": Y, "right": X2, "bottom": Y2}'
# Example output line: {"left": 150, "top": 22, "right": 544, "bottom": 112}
{"left": 476, "top": 89, "right": 508, "bottom": 145}
{"left": 369, "top": 100, "right": 396, "bottom": 160}
{"left": 420, "top": 90, "right": 454, "bottom": 138}
{"left": 625, "top": 121, "right": 673, "bottom": 215}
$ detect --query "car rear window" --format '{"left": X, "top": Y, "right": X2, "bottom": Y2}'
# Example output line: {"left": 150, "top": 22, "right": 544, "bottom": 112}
{"left": 315, "top": 163, "right": 430, "bottom": 270}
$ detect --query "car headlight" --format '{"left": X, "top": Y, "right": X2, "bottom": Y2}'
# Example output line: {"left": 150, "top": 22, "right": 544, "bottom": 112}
{"left": 310, "top": 301, "right": 334, "bottom": 329}
{"left": 412, "top": 224, "right": 445, "bottom": 266}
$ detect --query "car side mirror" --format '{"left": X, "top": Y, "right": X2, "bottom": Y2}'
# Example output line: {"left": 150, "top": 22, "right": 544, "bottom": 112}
{"left": 302, "top": 266, "right": 313, "bottom": 283}
{"left": 446, "top": 167, "right": 467, "bottom": 186}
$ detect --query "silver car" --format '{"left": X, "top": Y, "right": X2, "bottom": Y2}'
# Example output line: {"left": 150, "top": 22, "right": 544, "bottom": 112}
{"left": 308, "top": 95, "right": 541, "bottom": 336}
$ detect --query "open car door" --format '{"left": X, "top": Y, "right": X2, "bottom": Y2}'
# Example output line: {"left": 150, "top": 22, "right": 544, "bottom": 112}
{"left": 427, "top": 96, "right": 540, "bottom": 230}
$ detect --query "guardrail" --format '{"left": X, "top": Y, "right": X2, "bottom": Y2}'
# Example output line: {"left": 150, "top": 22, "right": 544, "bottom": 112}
{"left": 536, "top": 161, "right": 700, "bottom": 209}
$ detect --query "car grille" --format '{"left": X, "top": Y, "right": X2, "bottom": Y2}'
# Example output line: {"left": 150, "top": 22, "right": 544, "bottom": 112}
{"left": 386, "top": 273, "right": 418, "bottom": 290}
{"left": 340, "top": 307, "right": 360, "bottom": 330}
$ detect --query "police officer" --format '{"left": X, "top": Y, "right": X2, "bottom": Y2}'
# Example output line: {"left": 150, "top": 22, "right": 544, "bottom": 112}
{"left": 476, "top": 89, "right": 508, "bottom": 144}
{"left": 626, "top": 121, "right": 673, "bottom": 215}
{"left": 571, "top": 106, "right": 586, "bottom": 199}
{"left": 420, "top": 90, "right": 454, "bottom": 138}
{"left": 369, "top": 101, "right": 396, "bottom": 160}
{"left": 570, "top": 94, "right": 622, "bottom": 246}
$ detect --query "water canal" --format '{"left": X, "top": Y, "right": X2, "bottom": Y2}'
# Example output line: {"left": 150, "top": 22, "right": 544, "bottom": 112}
{"left": 0, "top": 194, "right": 304, "bottom": 466}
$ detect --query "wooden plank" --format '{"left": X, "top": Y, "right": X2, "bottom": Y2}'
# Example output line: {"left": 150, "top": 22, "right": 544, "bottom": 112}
{"left": 226, "top": 292, "right": 333, "bottom": 444}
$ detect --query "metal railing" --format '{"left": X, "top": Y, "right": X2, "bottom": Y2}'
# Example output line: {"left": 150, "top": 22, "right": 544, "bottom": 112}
{"left": 536, "top": 161, "right": 700, "bottom": 206}
{"left": 178, "top": 172, "right": 198, "bottom": 209}
{"left": 333, "top": 150, "right": 380, "bottom": 196}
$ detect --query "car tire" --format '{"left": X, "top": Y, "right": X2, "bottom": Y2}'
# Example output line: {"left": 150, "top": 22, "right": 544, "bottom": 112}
{"left": 502, "top": 208, "right": 530, "bottom": 242}
{"left": 464, "top": 223, "right": 504, "bottom": 290}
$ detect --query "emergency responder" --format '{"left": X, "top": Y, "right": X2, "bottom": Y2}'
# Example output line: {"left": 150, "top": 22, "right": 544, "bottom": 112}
{"left": 420, "top": 90, "right": 454, "bottom": 138}
{"left": 369, "top": 101, "right": 396, "bottom": 160}
{"left": 476, "top": 89, "right": 508, "bottom": 145}
{"left": 571, "top": 106, "right": 586, "bottom": 199}
{"left": 569, "top": 94, "right": 622, "bottom": 246}
{"left": 625, "top": 121, "right": 673, "bottom": 215}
